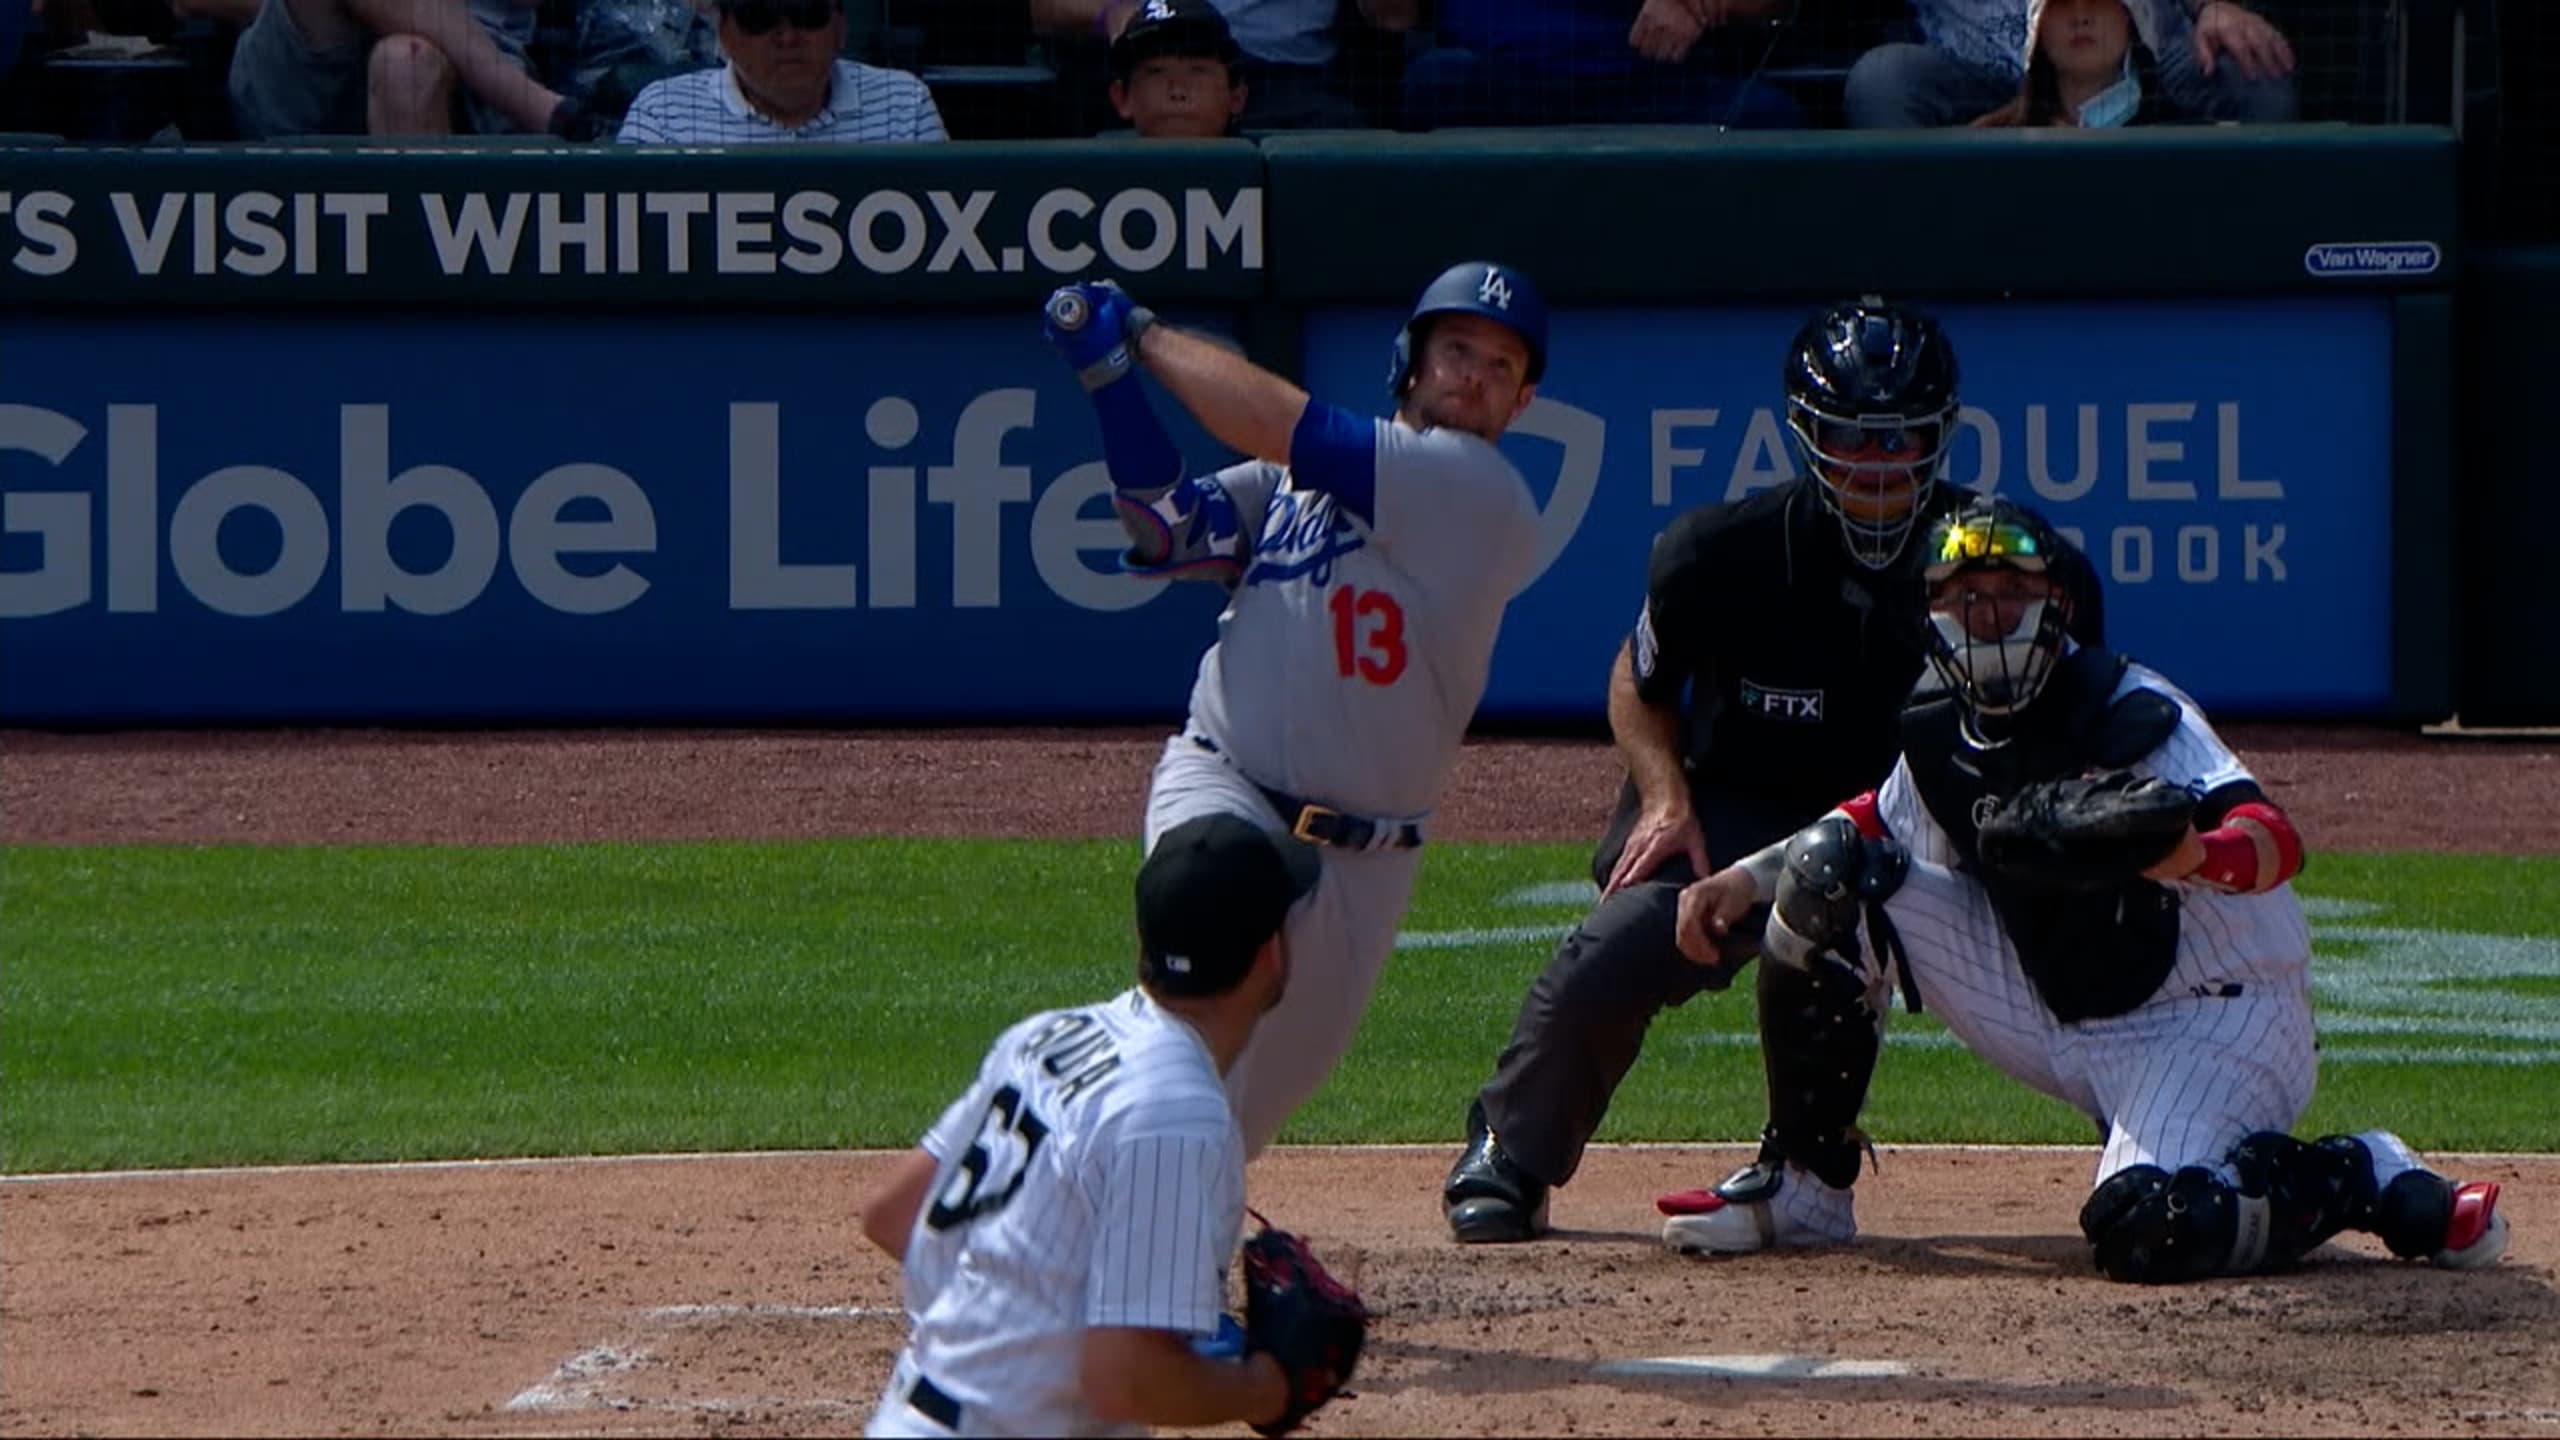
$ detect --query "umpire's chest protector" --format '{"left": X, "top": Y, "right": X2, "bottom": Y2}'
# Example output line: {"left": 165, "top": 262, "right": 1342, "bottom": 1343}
{"left": 1901, "top": 647, "right": 2189, "bottom": 1023}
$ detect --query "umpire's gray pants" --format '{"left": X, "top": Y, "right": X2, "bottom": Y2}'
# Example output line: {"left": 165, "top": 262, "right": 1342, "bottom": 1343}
{"left": 1475, "top": 785, "right": 1800, "bottom": 1187}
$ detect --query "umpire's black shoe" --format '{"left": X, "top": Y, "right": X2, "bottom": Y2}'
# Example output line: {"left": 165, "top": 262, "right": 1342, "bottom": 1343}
{"left": 1443, "top": 1099, "right": 1550, "bottom": 1244}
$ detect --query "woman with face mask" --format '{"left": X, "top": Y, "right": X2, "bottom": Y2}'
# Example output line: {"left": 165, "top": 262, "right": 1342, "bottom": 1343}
{"left": 1971, "top": 0, "right": 2187, "bottom": 128}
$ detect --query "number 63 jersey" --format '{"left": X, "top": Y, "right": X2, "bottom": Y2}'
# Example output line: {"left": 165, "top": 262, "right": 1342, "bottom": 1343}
{"left": 875, "top": 988, "right": 1246, "bottom": 1438}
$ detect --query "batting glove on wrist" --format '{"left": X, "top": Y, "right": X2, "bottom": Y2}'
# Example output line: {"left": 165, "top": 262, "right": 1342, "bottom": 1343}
{"left": 1043, "top": 281, "right": 1155, "bottom": 390}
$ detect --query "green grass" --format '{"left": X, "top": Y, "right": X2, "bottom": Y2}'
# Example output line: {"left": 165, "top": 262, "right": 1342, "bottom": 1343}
{"left": 4, "top": 840, "right": 2555, "bottom": 1172}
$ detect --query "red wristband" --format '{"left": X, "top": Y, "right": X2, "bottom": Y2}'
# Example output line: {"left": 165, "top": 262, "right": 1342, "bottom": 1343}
{"left": 1839, "top": 790, "right": 1885, "bottom": 840}
{"left": 2193, "top": 800, "right": 2301, "bottom": 894}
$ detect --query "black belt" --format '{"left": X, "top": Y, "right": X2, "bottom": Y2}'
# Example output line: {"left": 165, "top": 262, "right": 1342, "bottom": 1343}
{"left": 908, "top": 1374, "right": 961, "bottom": 1430}
{"left": 1187, "top": 734, "right": 1423, "bottom": 851}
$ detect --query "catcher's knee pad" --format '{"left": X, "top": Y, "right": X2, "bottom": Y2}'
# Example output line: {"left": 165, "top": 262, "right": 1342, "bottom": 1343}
{"left": 2080, "top": 1163, "right": 2263, "bottom": 1284}
{"left": 1753, "top": 954, "right": 1881, "bottom": 1191}
{"left": 2225, "top": 1131, "right": 2375, "bottom": 1262}
{"left": 1766, "top": 816, "right": 1909, "bottom": 975}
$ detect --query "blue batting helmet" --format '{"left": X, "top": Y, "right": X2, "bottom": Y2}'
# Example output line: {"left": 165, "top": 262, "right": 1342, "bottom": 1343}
{"left": 1388, "top": 261, "right": 1547, "bottom": 396}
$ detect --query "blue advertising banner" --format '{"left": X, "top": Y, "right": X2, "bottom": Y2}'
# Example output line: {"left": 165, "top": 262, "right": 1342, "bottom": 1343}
{"left": 2, "top": 297, "right": 2393, "bottom": 723}
{"left": 0, "top": 312, "right": 1240, "bottom": 722}
{"left": 1304, "top": 297, "right": 2398, "bottom": 716}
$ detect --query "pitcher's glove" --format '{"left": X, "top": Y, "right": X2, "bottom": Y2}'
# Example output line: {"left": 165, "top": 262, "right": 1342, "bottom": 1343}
{"left": 1974, "top": 769, "right": 2198, "bottom": 892}
{"left": 1240, "top": 1212, "right": 1369, "bottom": 1436}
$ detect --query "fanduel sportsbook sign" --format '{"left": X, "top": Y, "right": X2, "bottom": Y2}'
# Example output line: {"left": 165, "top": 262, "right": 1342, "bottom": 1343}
{"left": 0, "top": 145, "right": 1265, "bottom": 305}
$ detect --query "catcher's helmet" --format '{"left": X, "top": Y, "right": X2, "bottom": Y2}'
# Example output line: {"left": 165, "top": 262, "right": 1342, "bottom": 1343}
{"left": 1919, "top": 494, "right": 2076, "bottom": 725}
{"left": 1389, "top": 261, "right": 1547, "bottom": 397}
{"left": 1783, "top": 296, "right": 1961, "bottom": 569}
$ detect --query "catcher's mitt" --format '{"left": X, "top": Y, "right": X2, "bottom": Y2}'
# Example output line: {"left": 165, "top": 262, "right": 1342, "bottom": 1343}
{"left": 1974, "top": 769, "right": 2198, "bottom": 892}
{"left": 1240, "top": 1212, "right": 1369, "bottom": 1437}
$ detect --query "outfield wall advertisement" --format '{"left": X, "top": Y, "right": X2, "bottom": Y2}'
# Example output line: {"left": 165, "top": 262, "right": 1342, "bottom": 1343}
{"left": 0, "top": 297, "right": 2393, "bottom": 723}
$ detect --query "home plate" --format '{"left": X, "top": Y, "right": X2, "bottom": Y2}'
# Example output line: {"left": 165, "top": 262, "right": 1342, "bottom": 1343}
{"left": 1597, "top": 1354, "right": 1910, "bottom": 1381}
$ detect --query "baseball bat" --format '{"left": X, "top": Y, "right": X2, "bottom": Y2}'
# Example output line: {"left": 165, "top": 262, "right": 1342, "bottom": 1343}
{"left": 1046, "top": 289, "right": 1090, "bottom": 332}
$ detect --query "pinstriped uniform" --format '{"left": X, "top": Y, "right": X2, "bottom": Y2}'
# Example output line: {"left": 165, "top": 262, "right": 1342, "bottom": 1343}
{"left": 1868, "top": 660, "right": 2316, "bottom": 1191}
{"left": 1148, "top": 420, "right": 1542, "bottom": 1154}
{"left": 867, "top": 989, "right": 1244, "bottom": 1438}
{"left": 615, "top": 60, "right": 948, "bottom": 144}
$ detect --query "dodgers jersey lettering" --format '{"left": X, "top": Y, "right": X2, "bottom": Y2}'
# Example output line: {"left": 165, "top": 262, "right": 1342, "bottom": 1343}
{"left": 1186, "top": 419, "right": 1541, "bottom": 819}
{"left": 869, "top": 989, "right": 1245, "bottom": 1438}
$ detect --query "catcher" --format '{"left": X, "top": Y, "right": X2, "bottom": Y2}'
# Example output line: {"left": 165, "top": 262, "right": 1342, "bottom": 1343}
{"left": 860, "top": 815, "right": 1367, "bottom": 1436}
{"left": 1668, "top": 493, "right": 2511, "bottom": 1283}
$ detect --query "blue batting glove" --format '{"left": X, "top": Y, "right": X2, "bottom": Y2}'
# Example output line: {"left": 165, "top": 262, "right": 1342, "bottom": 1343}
{"left": 1043, "top": 281, "right": 1152, "bottom": 389}
{"left": 1043, "top": 281, "right": 1129, "bottom": 364}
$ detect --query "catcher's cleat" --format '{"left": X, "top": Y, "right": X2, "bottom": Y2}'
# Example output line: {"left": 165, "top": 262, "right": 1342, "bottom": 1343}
{"left": 2434, "top": 1182, "right": 2509, "bottom": 1270}
{"left": 1442, "top": 1100, "right": 1550, "bottom": 1244}
{"left": 1659, "top": 1159, "right": 1856, "bottom": 1255}
{"left": 2349, "top": 1129, "right": 2510, "bottom": 1270}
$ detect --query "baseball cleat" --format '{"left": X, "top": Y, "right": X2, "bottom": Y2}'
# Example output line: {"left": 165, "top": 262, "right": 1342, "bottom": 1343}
{"left": 2432, "top": 1181, "right": 2508, "bottom": 1270}
{"left": 1660, "top": 1160, "right": 1855, "bottom": 1255}
{"left": 1443, "top": 1100, "right": 1550, "bottom": 1244}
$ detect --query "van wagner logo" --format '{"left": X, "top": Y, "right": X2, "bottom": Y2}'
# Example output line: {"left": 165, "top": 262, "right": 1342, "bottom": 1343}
{"left": 2302, "top": 241, "right": 2441, "bottom": 279}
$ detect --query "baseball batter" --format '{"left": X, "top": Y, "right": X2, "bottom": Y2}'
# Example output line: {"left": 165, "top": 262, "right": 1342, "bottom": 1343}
{"left": 1041, "top": 263, "right": 1548, "bottom": 1153}
{"left": 1670, "top": 495, "right": 2511, "bottom": 1282}
{"left": 858, "top": 814, "right": 1314, "bottom": 1437}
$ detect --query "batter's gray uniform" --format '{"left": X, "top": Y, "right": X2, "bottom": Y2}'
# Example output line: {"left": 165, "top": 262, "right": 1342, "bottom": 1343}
{"left": 1140, "top": 410, "right": 1540, "bottom": 1153}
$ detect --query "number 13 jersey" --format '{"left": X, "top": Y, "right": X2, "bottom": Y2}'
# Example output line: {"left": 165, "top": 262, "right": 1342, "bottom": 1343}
{"left": 875, "top": 988, "right": 1246, "bottom": 1437}
{"left": 1186, "top": 415, "right": 1541, "bottom": 820}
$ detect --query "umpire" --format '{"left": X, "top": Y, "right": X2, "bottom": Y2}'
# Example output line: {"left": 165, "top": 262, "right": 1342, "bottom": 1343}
{"left": 1442, "top": 296, "right": 2104, "bottom": 1243}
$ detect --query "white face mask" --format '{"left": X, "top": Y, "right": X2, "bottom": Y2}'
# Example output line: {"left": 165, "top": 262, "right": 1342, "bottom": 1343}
{"left": 2075, "top": 56, "right": 2142, "bottom": 127}
{"left": 1929, "top": 597, "right": 2062, "bottom": 714}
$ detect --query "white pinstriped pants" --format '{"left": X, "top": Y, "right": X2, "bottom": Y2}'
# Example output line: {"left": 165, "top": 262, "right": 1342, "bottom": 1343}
{"left": 1872, "top": 857, "right": 2318, "bottom": 1191}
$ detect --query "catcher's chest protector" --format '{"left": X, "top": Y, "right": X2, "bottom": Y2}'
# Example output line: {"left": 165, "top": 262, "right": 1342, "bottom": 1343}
{"left": 1902, "top": 646, "right": 2188, "bottom": 1022}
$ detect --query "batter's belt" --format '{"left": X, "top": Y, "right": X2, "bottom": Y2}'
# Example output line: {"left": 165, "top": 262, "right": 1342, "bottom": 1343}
{"left": 1186, "top": 733, "right": 1425, "bottom": 851}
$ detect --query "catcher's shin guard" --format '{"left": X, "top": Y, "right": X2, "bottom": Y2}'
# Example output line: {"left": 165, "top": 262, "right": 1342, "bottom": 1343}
{"left": 1750, "top": 816, "right": 1907, "bottom": 1192}
{"left": 1751, "top": 953, "right": 1882, "bottom": 1192}
{"left": 2080, "top": 1164, "right": 2242, "bottom": 1284}
{"left": 2082, "top": 1132, "right": 2379, "bottom": 1284}
{"left": 2223, "top": 1131, "right": 2380, "bottom": 1264}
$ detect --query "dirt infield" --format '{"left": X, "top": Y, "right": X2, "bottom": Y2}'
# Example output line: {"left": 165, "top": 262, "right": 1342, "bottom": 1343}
{"left": 2, "top": 725, "right": 2556, "bottom": 1438}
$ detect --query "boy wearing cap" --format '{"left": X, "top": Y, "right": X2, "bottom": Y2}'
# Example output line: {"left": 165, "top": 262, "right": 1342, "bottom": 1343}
{"left": 859, "top": 814, "right": 1320, "bottom": 1437}
{"left": 1109, "top": 0, "right": 1249, "bottom": 138}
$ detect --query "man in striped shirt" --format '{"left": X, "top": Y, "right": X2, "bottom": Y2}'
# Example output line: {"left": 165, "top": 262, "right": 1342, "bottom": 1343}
{"left": 860, "top": 814, "right": 1320, "bottom": 1437}
{"left": 616, "top": 0, "right": 946, "bottom": 143}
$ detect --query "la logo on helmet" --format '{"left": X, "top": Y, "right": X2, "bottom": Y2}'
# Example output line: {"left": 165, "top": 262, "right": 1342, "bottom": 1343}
{"left": 1477, "top": 268, "right": 1512, "bottom": 309}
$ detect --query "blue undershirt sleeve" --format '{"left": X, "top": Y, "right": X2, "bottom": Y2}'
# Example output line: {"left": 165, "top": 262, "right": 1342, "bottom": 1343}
{"left": 1285, "top": 401, "right": 1379, "bottom": 525}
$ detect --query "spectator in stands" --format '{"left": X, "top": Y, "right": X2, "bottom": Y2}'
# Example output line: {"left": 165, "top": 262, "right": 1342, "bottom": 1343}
{"left": 1972, "top": 0, "right": 2189, "bottom": 127}
{"left": 1401, "top": 0, "right": 1801, "bottom": 129}
{"left": 1109, "top": 0, "right": 1247, "bottom": 137}
{"left": 615, "top": 0, "right": 944, "bottom": 141}
{"left": 1041, "top": 0, "right": 1407, "bottom": 129}
{"left": 574, "top": 0, "right": 720, "bottom": 85}
{"left": 227, "top": 0, "right": 585, "bottom": 137}
{"left": 1847, "top": 0, "right": 2294, "bottom": 127}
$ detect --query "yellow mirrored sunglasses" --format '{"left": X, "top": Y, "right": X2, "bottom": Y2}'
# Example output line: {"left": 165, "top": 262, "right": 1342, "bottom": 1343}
{"left": 1926, "top": 517, "right": 2049, "bottom": 578}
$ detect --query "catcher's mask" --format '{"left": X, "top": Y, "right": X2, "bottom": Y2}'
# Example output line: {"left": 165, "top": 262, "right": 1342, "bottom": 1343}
{"left": 1922, "top": 498, "right": 2074, "bottom": 724}
{"left": 1783, "top": 296, "right": 1960, "bottom": 570}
